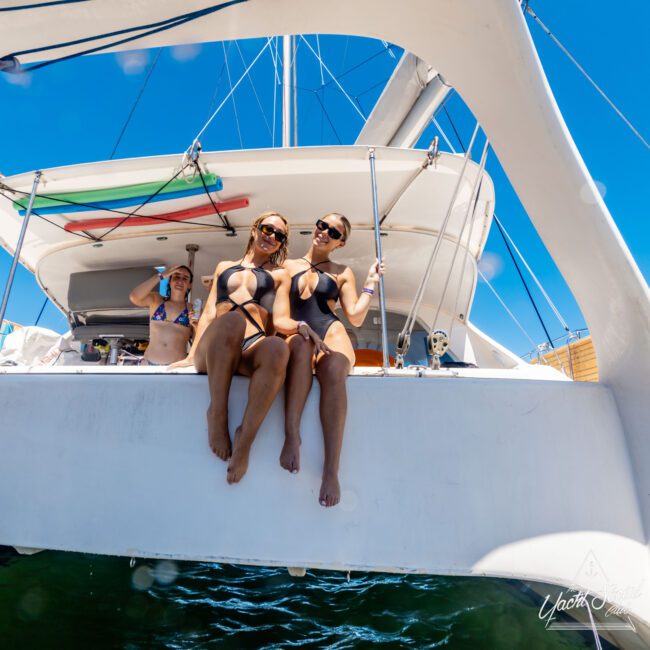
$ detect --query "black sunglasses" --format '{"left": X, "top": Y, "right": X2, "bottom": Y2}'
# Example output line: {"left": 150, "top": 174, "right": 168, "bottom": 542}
{"left": 316, "top": 219, "right": 344, "bottom": 240}
{"left": 258, "top": 223, "right": 287, "bottom": 245}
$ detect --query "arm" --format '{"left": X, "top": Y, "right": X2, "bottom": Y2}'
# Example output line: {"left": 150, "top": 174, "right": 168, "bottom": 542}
{"left": 272, "top": 268, "right": 330, "bottom": 354}
{"left": 168, "top": 263, "right": 224, "bottom": 369}
{"left": 184, "top": 263, "right": 222, "bottom": 360}
{"left": 338, "top": 258, "right": 385, "bottom": 327}
{"left": 129, "top": 271, "right": 163, "bottom": 308}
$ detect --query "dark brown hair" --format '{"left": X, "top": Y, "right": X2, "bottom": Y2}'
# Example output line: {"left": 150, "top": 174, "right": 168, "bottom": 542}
{"left": 244, "top": 211, "right": 289, "bottom": 266}
{"left": 164, "top": 265, "right": 193, "bottom": 300}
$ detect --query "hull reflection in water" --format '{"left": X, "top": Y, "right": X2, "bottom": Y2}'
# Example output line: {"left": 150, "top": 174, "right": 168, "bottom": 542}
{"left": 0, "top": 549, "right": 617, "bottom": 649}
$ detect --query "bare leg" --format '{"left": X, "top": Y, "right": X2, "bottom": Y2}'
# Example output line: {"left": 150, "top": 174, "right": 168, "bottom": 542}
{"left": 227, "top": 337, "right": 290, "bottom": 484}
{"left": 315, "top": 352, "right": 351, "bottom": 507}
{"left": 194, "top": 312, "right": 245, "bottom": 461}
{"left": 281, "top": 335, "right": 314, "bottom": 473}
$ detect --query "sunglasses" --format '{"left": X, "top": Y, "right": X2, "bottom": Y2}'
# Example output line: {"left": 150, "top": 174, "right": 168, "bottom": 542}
{"left": 316, "top": 219, "right": 344, "bottom": 240}
{"left": 258, "top": 223, "right": 287, "bottom": 245}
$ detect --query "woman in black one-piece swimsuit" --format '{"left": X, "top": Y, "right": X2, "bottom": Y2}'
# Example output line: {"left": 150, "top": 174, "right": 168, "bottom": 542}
{"left": 174, "top": 212, "right": 295, "bottom": 485}
{"left": 278, "top": 213, "right": 384, "bottom": 507}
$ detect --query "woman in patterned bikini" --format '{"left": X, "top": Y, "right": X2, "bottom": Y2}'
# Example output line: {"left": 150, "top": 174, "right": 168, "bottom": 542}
{"left": 279, "top": 213, "right": 384, "bottom": 507}
{"left": 129, "top": 265, "right": 194, "bottom": 366}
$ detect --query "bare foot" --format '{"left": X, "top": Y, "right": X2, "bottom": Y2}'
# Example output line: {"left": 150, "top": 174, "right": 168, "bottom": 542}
{"left": 280, "top": 433, "right": 301, "bottom": 473}
{"left": 319, "top": 471, "right": 340, "bottom": 507}
{"left": 207, "top": 406, "right": 231, "bottom": 461}
{"left": 227, "top": 427, "right": 252, "bottom": 484}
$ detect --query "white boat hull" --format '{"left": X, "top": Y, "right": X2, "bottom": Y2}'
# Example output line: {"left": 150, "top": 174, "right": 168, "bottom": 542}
{"left": 2, "top": 370, "right": 648, "bottom": 635}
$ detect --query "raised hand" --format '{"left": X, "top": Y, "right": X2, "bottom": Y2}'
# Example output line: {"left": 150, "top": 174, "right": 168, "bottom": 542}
{"left": 366, "top": 258, "right": 386, "bottom": 284}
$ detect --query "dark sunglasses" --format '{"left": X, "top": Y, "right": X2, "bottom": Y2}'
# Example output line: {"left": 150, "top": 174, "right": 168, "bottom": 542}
{"left": 316, "top": 219, "right": 344, "bottom": 240}
{"left": 258, "top": 223, "right": 287, "bottom": 244}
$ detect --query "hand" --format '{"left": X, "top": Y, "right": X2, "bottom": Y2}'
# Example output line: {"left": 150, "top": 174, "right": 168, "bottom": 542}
{"left": 366, "top": 258, "right": 385, "bottom": 284}
{"left": 167, "top": 356, "right": 195, "bottom": 370}
{"left": 162, "top": 265, "right": 185, "bottom": 279}
{"left": 298, "top": 322, "right": 331, "bottom": 356}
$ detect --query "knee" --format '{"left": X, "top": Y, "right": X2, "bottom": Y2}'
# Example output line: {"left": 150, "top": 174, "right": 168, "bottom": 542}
{"left": 262, "top": 337, "right": 290, "bottom": 371}
{"left": 289, "top": 335, "right": 314, "bottom": 361}
{"left": 316, "top": 355, "right": 350, "bottom": 384}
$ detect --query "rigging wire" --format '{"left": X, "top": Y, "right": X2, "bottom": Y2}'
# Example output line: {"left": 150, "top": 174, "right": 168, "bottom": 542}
{"left": 271, "top": 37, "right": 278, "bottom": 147}
{"left": 493, "top": 215, "right": 555, "bottom": 348}
{"left": 432, "top": 117, "right": 457, "bottom": 154}
{"left": 189, "top": 38, "right": 271, "bottom": 151}
{"left": 34, "top": 296, "right": 48, "bottom": 326}
{"left": 478, "top": 268, "right": 539, "bottom": 351}
{"left": 1, "top": 0, "right": 249, "bottom": 73}
{"left": 234, "top": 40, "right": 272, "bottom": 138}
{"left": 0, "top": 0, "right": 87, "bottom": 10}
{"left": 311, "top": 90, "right": 342, "bottom": 144}
{"left": 96, "top": 163, "right": 191, "bottom": 240}
{"left": 110, "top": 48, "right": 162, "bottom": 159}
{"left": 222, "top": 41, "right": 243, "bottom": 149}
{"left": 299, "top": 35, "right": 367, "bottom": 123}
{"left": 204, "top": 41, "right": 233, "bottom": 122}
{"left": 525, "top": 6, "right": 649, "bottom": 149}
{"left": 195, "top": 161, "right": 234, "bottom": 234}
{"left": 315, "top": 35, "right": 325, "bottom": 86}
{"left": 493, "top": 214, "right": 571, "bottom": 332}
{"left": 0, "top": 192, "right": 95, "bottom": 240}
{"left": 441, "top": 107, "right": 563, "bottom": 346}
{"left": 320, "top": 44, "right": 398, "bottom": 89}
{"left": 443, "top": 106, "right": 466, "bottom": 152}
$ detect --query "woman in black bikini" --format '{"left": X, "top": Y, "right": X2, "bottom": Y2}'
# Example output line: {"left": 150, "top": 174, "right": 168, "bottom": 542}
{"left": 129, "top": 265, "right": 193, "bottom": 365}
{"left": 280, "top": 213, "right": 384, "bottom": 507}
{"left": 175, "top": 212, "right": 296, "bottom": 484}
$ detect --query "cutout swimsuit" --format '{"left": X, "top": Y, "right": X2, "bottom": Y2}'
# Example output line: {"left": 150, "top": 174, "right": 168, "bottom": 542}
{"left": 289, "top": 258, "right": 340, "bottom": 339}
{"left": 216, "top": 264, "right": 276, "bottom": 351}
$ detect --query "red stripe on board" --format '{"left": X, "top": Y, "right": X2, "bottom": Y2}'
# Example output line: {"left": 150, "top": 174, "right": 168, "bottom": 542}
{"left": 64, "top": 198, "right": 249, "bottom": 232}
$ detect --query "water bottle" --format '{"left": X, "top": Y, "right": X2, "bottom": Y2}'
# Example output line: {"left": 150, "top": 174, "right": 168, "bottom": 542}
{"left": 192, "top": 298, "right": 202, "bottom": 321}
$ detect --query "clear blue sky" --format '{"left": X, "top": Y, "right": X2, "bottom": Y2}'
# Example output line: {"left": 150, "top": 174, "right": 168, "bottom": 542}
{"left": 0, "top": 0, "right": 648, "bottom": 357}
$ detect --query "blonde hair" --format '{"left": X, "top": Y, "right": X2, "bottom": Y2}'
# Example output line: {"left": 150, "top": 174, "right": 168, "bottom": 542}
{"left": 322, "top": 212, "right": 351, "bottom": 241}
{"left": 244, "top": 211, "right": 289, "bottom": 266}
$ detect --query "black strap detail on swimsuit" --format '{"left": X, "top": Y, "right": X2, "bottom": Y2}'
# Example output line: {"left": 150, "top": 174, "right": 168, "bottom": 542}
{"left": 289, "top": 258, "right": 340, "bottom": 340}
{"left": 216, "top": 264, "right": 275, "bottom": 350}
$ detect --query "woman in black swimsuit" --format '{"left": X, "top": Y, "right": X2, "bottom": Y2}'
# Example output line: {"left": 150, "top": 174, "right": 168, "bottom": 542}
{"left": 280, "top": 213, "right": 384, "bottom": 507}
{"left": 176, "top": 212, "right": 294, "bottom": 485}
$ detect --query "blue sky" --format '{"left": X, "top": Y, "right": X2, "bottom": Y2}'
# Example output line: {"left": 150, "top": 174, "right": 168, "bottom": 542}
{"left": 0, "top": 0, "right": 648, "bottom": 357}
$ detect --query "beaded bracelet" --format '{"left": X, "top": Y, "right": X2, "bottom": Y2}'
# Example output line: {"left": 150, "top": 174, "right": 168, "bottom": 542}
{"left": 362, "top": 287, "right": 375, "bottom": 295}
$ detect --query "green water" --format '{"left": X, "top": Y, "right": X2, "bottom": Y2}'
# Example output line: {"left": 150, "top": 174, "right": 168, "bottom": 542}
{"left": 0, "top": 549, "right": 615, "bottom": 649}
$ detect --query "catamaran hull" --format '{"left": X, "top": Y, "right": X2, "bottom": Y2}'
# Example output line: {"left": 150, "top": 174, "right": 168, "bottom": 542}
{"left": 1, "top": 371, "right": 648, "bottom": 635}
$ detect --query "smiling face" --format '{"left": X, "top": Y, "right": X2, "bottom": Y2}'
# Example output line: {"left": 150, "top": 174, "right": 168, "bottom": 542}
{"left": 168, "top": 267, "right": 192, "bottom": 300}
{"left": 244, "top": 211, "right": 289, "bottom": 266}
{"left": 312, "top": 213, "right": 349, "bottom": 253}
{"left": 253, "top": 214, "right": 288, "bottom": 254}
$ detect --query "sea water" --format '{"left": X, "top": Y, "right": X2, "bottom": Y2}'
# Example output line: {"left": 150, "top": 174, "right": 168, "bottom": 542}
{"left": 0, "top": 549, "right": 618, "bottom": 649}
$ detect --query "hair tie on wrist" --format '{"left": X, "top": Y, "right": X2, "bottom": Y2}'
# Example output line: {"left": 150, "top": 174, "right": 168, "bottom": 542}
{"left": 158, "top": 273, "right": 164, "bottom": 281}
{"left": 362, "top": 288, "right": 375, "bottom": 295}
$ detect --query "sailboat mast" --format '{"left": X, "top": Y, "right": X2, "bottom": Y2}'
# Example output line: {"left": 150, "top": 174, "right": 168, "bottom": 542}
{"left": 292, "top": 35, "right": 298, "bottom": 146}
{"left": 282, "top": 35, "right": 291, "bottom": 147}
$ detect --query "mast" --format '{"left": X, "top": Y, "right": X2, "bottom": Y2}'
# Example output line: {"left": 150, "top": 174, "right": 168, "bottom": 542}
{"left": 282, "top": 35, "right": 291, "bottom": 147}
{"left": 292, "top": 35, "right": 298, "bottom": 146}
